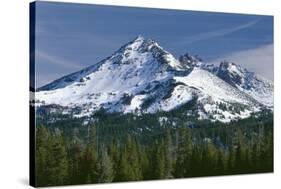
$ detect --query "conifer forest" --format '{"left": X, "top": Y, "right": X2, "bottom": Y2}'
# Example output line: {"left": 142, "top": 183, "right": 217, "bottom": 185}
{"left": 35, "top": 110, "right": 273, "bottom": 186}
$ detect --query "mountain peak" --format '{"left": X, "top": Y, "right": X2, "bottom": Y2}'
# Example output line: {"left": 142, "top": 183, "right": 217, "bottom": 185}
{"left": 216, "top": 60, "right": 247, "bottom": 87}
{"left": 214, "top": 60, "right": 273, "bottom": 107}
{"left": 38, "top": 35, "right": 185, "bottom": 91}
{"left": 179, "top": 53, "right": 203, "bottom": 68}
{"left": 219, "top": 60, "right": 247, "bottom": 74}
{"left": 134, "top": 35, "right": 145, "bottom": 42}
{"left": 115, "top": 35, "right": 157, "bottom": 55}
{"left": 112, "top": 35, "right": 186, "bottom": 71}
{"left": 35, "top": 35, "right": 273, "bottom": 121}
{"left": 127, "top": 35, "right": 158, "bottom": 51}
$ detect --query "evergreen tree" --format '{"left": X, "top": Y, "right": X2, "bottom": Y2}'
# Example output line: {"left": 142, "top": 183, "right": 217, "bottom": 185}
{"left": 45, "top": 134, "right": 69, "bottom": 186}
{"left": 216, "top": 149, "right": 225, "bottom": 174}
{"left": 139, "top": 147, "right": 150, "bottom": 180}
{"left": 201, "top": 142, "right": 217, "bottom": 176}
{"left": 97, "top": 147, "right": 114, "bottom": 183}
{"left": 108, "top": 138, "right": 120, "bottom": 179}
{"left": 151, "top": 140, "right": 166, "bottom": 179}
{"left": 251, "top": 143, "right": 259, "bottom": 172}
{"left": 115, "top": 144, "right": 130, "bottom": 181}
{"left": 233, "top": 129, "right": 244, "bottom": 173}
{"left": 68, "top": 137, "right": 83, "bottom": 184}
{"left": 164, "top": 129, "right": 173, "bottom": 178}
{"left": 115, "top": 135, "right": 142, "bottom": 181}
{"left": 35, "top": 126, "right": 49, "bottom": 186}
{"left": 174, "top": 128, "right": 192, "bottom": 177}
{"left": 80, "top": 144, "right": 98, "bottom": 183}
{"left": 125, "top": 136, "right": 142, "bottom": 180}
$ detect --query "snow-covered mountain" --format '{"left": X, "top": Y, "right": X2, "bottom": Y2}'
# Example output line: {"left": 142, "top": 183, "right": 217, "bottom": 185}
{"left": 178, "top": 55, "right": 274, "bottom": 108}
{"left": 38, "top": 35, "right": 187, "bottom": 92}
{"left": 178, "top": 53, "right": 203, "bottom": 68}
{"left": 35, "top": 36, "right": 273, "bottom": 122}
{"left": 213, "top": 61, "right": 273, "bottom": 108}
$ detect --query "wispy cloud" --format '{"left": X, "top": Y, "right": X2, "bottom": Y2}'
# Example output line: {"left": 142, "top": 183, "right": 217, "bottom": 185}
{"left": 208, "top": 44, "right": 274, "bottom": 81}
{"left": 180, "top": 19, "right": 261, "bottom": 45}
{"left": 36, "top": 50, "right": 82, "bottom": 70}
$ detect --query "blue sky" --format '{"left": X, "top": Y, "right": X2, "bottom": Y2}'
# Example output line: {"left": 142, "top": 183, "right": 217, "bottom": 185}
{"left": 34, "top": 1, "right": 273, "bottom": 87}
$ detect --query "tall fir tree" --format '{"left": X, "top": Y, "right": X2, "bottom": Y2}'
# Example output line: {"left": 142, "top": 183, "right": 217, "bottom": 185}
{"left": 45, "top": 134, "right": 69, "bottom": 186}
{"left": 97, "top": 147, "right": 114, "bottom": 183}
{"left": 35, "top": 126, "right": 49, "bottom": 186}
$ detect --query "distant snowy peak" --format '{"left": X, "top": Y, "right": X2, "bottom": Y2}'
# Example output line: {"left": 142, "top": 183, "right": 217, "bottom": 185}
{"left": 178, "top": 52, "right": 273, "bottom": 108}
{"left": 213, "top": 61, "right": 273, "bottom": 107}
{"left": 173, "top": 67, "right": 261, "bottom": 122}
{"left": 179, "top": 53, "right": 203, "bottom": 68}
{"left": 216, "top": 61, "right": 249, "bottom": 87}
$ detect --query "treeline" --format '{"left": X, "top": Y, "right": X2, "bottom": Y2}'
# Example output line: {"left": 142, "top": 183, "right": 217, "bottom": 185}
{"left": 35, "top": 117, "right": 273, "bottom": 187}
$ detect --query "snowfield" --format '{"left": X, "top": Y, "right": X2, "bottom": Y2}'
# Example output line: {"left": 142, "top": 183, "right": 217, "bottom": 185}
{"left": 175, "top": 68, "right": 252, "bottom": 105}
{"left": 35, "top": 36, "right": 273, "bottom": 122}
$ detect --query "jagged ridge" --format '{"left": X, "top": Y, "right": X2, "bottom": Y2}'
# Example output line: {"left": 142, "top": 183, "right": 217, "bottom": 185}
{"left": 35, "top": 36, "right": 273, "bottom": 122}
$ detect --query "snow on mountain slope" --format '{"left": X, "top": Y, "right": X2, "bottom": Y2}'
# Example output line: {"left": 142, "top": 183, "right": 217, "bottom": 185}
{"left": 214, "top": 61, "right": 273, "bottom": 107}
{"left": 146, "top": 84, "right": 194, "bottom": 113}
{"left": 173, "top": 68, "right": 261, "bottom": 122}
{"left": 36, "top": 36, "right": 272, "bottom": 122}
{"left": 36, "top": 36, "right": 189, "bottom": 116}
{"left": 178, "top": 53, "right": 274, "bottom": 108}
{"left": 38, "top": 35, "right": 185, "bottom": 92}
{"left": 37, "top": 61, "right": 104, "bottom": 91}
{"left": 175, "top": 68, "right": 252, "bottom": 104}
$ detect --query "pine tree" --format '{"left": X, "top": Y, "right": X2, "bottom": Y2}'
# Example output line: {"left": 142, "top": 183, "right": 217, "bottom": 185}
{"left": 80, "top": 144, "right": 98, "bottom": 183}
{"left": 189, "top": 147, "right": 202, "bottom": 176}
{"left": 115, "top": 144, "right": 130, "bottom": 181}
{"left": 164, "top": 129, "right": 173, "bottom": 178}
{"left": 251, "top": 143, "right": 259, "bottom": 172}
{"left": 174, "top": 128, "right": 192, "bottom": 177}
{"left": 97, "top": 147, "right": 114, "bottom": 183}
{"left": 139, "top": 146, "right": 150, "bottom": 180}
{"left": 233, "top": 129, "right": 244, "bottom": 173}
{"left": 200, "top": 142, "right": 217, "bottom": 176}
{"left": 108, "top": 138, "right": 120, "bottom": 178}
{"left": 35, "top": 126, "right": 49, "bottom": 186}
{"left": 125, "top": 136, "right": 142, "bottom": 180}
{"left": 151, "top": 140, "right": 166, "bottom": 179}
{"left": 216, "top": 149, "right": 225, "bottom": 175}
{"left": 226, "top": 146, "right": 234, "bottom": 174}
{"left": 115, "top": 135, "right": 142, "bottom": 181}
{"left": 45, "top": 134, "right": 69, "bottom": 186}
{"left": 68, "top": 137, "right": 83, "bottom": 184}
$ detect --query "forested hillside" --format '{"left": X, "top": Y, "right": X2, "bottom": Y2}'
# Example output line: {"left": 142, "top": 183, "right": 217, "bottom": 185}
{"left": 35, "top": 111, "right": 273, "bottom": 187}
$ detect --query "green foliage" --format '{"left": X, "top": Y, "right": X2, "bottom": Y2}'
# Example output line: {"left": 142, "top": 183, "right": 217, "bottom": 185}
{"left": 35, "top": 112, "right": 273, "bottom": 186}
{"left": 36, "top": 126, "right": 68, "bottom": 186}
{"left": 97, "top": 148, "right": 114, "bottom": 183}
